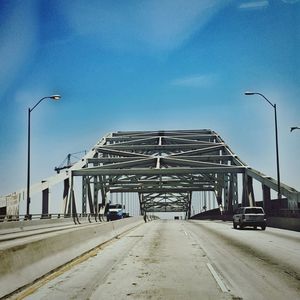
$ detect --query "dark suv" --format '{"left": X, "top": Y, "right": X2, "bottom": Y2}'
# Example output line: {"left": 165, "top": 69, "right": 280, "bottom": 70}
{"left": 233, "top": 207, "right": 266, "bottom": 230}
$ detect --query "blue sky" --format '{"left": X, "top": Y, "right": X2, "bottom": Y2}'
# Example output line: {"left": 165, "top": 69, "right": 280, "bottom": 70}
{"left": 0, "top": 0, "right": 299, "bottom": 200}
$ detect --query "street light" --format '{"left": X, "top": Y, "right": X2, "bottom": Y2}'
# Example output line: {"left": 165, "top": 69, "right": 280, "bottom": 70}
{"left": 26, "top": 95, "right": 61, "bottom": 219}
{"left": 244, "top": 91, "right": 281, "bottom": 199}
{"left": 290, "top": 126, "right": 300, "bottom": 132}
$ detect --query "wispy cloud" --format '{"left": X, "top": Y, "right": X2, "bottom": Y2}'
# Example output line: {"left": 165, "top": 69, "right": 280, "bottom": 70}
{"left": 171, "top": 74, "right": 217, "bottom": 88}
{"left": 238, "top": 1, "right": 269, "bottom": 10}
{"left": 281, "top": 0, "right": 299, "bottom": 4}
{"left": 0, "top": 1, "right": 231, "bottom": 103}
{"left": 61, "top": 0, "right": 231, "bottom": 52}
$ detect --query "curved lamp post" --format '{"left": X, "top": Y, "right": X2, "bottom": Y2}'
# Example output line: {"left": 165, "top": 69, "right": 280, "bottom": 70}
{"left": 26, "top": 95, "right": 61, "bottom": 219}
{"left": 244, "top": 91, "right": 281, "bottom": 199}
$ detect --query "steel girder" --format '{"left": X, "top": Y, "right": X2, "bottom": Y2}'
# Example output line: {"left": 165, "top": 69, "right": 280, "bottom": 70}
{"left": 4, "top": 130, "right": 299, "bottom": 218}
{"left": 72, "top": 129, "right": 248, "bottom": 215}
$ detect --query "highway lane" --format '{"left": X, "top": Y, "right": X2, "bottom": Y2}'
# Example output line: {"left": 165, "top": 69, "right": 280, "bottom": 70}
{"left": 11, "top": 220, "right": 300, "bottom": 300}
{"left": 186, "top": 220, "right": 300, "bottom": 300}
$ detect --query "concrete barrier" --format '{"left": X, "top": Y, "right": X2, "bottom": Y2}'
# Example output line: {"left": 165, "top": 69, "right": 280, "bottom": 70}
{"left": 0, "top": 218, "right": 77, "bottom": 235}
{"left": 267, "top": 216, "right": 300, "bottom": 231}
{"left": 191, "top": 214, "right": 300, "bottom": 232}
{"left": 0, "top": 215, "right": 107, "bottom": 235}
{"left": 0, "top": 217, "right": 143, "bottom": 298}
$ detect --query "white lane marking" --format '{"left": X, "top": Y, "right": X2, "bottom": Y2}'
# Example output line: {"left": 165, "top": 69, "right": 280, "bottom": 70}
{"left": 206, "top": 263, "right": 228, "bottom": 293}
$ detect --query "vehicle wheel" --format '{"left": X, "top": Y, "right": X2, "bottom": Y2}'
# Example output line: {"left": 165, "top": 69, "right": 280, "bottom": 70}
{"left": 254, "top": 226, "right": 257, "bottom": 230}
{"left": 239, "top": 221, "right": 244, "bottom": 230}
{"left": 261, "top": 225, "right": 266, "bottom": 230}
{"left": 233, "top": 221, "right": 237, "bottom": 229}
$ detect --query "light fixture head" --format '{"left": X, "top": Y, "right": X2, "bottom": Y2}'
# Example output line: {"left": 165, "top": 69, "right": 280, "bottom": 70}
{"left": 290, "top": 126, "right": 300, "bottom": 132}
{"left": 50, "top": 95, "right": 61, "bottom": 100}
{"left": 244, "top": 91, "right": 255, "bottom": 96}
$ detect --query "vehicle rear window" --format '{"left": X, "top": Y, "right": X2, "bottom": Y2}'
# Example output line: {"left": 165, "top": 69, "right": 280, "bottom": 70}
{"left": 245, "top": 208, "right": 264, "bottom": 214}
{"left": 109, "top": 204, "right": 122, "bottom": 209}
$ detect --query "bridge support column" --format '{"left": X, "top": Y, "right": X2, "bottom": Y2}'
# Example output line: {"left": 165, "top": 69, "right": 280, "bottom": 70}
{"left": 215, "top": 191, "right": 223, "bottom": 211}
{"left": 138, "top": 193, "right": 143, "bottom": 215}
{"left": 68, "top": 179, "right": 79, "bottom": 223}
{"left": 42, "top": 188, "right": 49, "bottom": 217}
{"left": 87, "top": 177, "right": 94, "bottom": 215}
{"left": 187, "top": 192, "right": 192, "bottom": 219}
{"left": 224, "top": 174, "right": 230, "bottom": 212}
{"left": 82, "top": 176, "right": 87, "bottom": 215}
{"left": 215, "top": 174, "right": 223, "bottom": 211}
{"left": 242, "top": 174, "right": 255, "bottom": 207}
{"left": 93, "top": 176, "right": 99, "bottom": 217}
{"left": 99, "top": 176, "right": 109, "bottom": 207}
{"left": 228, "top": 174, "right": 238, "bottom": 212}
{"left": 71, "top": 189, "right": 78, "bottom": 218}
{"left": 63, "top": 178, "right": 70, "bottom": 215}
{"left": 262, "top": 184, "right": 271, "bottom": 213}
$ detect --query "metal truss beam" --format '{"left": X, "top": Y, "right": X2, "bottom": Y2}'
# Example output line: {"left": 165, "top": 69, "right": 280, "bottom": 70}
{"left": 8, "top": 129, "right": 298, "bottom": 216}
{"left": 68, "top": 129, "right": 299, "bottom": 212}
{"left": 73, "top": 166, "right": 245, "bottom": 176}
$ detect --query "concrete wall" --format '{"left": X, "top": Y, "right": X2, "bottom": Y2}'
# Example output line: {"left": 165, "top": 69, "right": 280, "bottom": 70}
{"left": 0, "top": 217, "right": 143, "bottom": 298}
{"left": 267, "top": 217, "right": 300, "bottom": 231}
{"left": 0, "top": 217, "right": 76, "bottom": 233}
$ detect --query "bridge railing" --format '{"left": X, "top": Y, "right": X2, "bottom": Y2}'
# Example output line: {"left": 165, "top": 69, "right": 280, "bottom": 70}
{"left": 0, "top": 212, "right": 108, "bottom": 223}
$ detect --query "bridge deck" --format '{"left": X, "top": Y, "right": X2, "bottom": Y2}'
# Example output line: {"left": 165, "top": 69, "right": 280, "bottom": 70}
{"left": 11, "top": 220, "right": 300, "bottom": 300}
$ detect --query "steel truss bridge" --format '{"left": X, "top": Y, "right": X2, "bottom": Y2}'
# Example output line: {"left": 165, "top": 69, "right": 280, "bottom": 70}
{"left": 52, "top": 129, "right": 300, "bottom": 217}
{"left": 3, "top": 130, "right": 300, "bottom": 218}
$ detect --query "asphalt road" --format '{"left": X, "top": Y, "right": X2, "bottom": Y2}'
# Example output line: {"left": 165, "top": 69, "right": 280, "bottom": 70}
{"left": 12, "top": 220, "right": 300, "bottom": 300}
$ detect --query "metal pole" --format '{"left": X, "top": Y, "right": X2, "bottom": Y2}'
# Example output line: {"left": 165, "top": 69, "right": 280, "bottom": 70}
{"left": 25, "top": 95, "right": 61, "bottom": 219}
{"left": 26, "top": 108, "right": 31, "bottom": 219}
{"left": 244, "top": 92, "right": 281, "bottom": 199}
{"left": 274, "top": 104, "right": 281, "bottom": 198}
